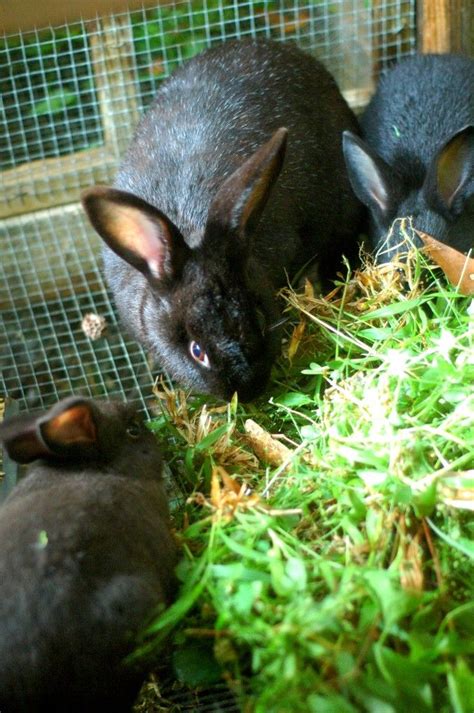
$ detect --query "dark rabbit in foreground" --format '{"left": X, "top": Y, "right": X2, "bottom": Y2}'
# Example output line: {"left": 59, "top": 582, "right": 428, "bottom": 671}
{"left": 0, "top": 397, "right": 177, "bottom": 713}
{"left": 343, "top": 53, "right": 474, "bottom": 263}
{"left": 82, "top": 39, "right": 362, "bottom": 402}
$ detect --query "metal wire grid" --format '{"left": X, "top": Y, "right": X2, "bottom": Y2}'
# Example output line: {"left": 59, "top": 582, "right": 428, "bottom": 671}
{"left": 1, "top": 0, "right": 417, "bottom": 418}
{"left": 1, "top": 1, "right": 417, "bottom": 169}
{"left": 0, "top": 206, "right": 155, "bottom": 413}
{"left": 137, "top": 677, "right": 243, "bottom": 711}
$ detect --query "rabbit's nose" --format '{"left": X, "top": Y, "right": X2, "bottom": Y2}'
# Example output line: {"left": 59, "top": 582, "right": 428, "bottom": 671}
{"left": 228, "top": 365, "right": 271, "bottom": 403}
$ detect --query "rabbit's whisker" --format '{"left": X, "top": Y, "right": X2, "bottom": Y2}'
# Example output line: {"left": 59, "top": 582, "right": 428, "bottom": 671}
{"left": 266, "top": 316, "right": 291, "bottom": 333}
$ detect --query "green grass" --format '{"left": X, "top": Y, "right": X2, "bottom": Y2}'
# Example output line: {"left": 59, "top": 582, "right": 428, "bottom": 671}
{"left": 139, "top": 249, "right": 474, "bottom": 712}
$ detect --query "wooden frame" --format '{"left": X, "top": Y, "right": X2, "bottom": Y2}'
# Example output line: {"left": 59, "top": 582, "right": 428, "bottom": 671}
{"left": 1, "top": 0, "right": 162, "bottom": 35}
{"left": 0, "top": 16, "right": 140, "bottom": 219}
{"left": 3, "top": 0, "right": 472, "bottom": 50}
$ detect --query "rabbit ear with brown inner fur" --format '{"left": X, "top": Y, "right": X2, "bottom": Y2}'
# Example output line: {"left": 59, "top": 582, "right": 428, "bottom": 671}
{"left": 81, "top": 186, "right": 191, "bottom": 284}
{"left": 1, "top": 397, "right": 99, "bottom": 464}
{"left": 424, "top": 125, "right": 474, "bottom": 215}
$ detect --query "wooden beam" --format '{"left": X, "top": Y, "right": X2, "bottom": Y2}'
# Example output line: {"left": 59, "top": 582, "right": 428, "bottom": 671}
{"left": 0, "top": 0, "right": 163, "bottom": 35}
{"left": 418, "top": 0, "right": 472, "bottom": 54}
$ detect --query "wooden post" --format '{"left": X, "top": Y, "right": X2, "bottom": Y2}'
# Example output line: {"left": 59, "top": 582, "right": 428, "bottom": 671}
{"left": 418, "top": 0, "right": 472, "bottom": 54}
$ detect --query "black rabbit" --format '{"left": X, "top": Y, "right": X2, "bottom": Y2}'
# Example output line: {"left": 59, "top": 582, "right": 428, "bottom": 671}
{"left": 0, "top": 397, "right": 177, "bottom": 713}
{"left": 82, "top": 39, "right": 362, "bottom": 401}
{"left": 343, "top": 53, "right": 474, "bottom": 262}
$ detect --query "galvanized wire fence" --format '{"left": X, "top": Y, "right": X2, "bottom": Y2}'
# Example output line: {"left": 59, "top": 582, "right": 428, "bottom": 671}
{"left": 1, "top": 0, "right": 417, "bottom": 415}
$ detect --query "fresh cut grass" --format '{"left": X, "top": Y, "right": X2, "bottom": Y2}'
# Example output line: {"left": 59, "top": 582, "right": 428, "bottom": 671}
{"left": 136, "top": 241, "right": 474, "bottom": 713}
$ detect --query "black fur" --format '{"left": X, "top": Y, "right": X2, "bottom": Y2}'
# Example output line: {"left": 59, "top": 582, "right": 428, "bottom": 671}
{"left": 0, "top": 397, "right": 177, "bottom": 713}
{"left": 343, "top": 53, "right": 474, "bottom": 262}
{"left": 82, "top": 39, "right": 362, "bottom": 401}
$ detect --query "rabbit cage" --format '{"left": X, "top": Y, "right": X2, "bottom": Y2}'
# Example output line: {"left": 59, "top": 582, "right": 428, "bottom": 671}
{"left": 0, "top": 0, "right": 472, "bottom": 709}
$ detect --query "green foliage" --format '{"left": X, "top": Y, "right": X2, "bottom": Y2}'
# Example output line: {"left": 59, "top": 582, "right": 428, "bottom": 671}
{"left": 131, "top": 1, "right": 313, "bottom": 106}
{"left": 2, "top": 1, "right": 300, "bottom": 169}
{"left": 143, "top": 256, "right": 474, "bottom": 711}
{"left": 0, "top": 27, "right": 102, "bottom": 169}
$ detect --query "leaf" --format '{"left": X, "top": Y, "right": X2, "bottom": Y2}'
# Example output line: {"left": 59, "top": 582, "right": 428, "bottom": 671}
{"left": 372, "top": 645, "right": 437, "bottom": 710}
{"left": 308, "top": 694, "right": 359, "bottom": 713}
{"left": 275, "top": 392, "right": 312, "bottom": 407}
{"left": 364, "top": 298, "right": 429, "bottom": 320}
{"left": 447, "top": 659, "right": 474, "bottom": 713}
{"left": 285, "top": 557, "right": 307, "bottom": 591}
{"left": 418, "top": 232, "right": 474, "bottom": 295}
{"left": 195, "top": 423, "right": 231, "bottom": 451}
{"left": 427, "top": 518, "right": 474, "bottom": 560}
{"left": 173, "top": 641, "right": 222, "bottom": 687}
{"left": 29, "top": 88, "right": 78, "bottom": 116}
{"left": 363, "top": 570, "right": 421, "bottom": 627}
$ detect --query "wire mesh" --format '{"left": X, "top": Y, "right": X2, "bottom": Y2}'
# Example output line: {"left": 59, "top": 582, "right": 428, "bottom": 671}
{"left": 0, "top": 0, "right": 417, "bottom": 416}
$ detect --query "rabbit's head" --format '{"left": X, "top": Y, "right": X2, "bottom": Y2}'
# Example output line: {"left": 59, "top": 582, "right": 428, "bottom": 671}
{"left": 82, "top": 129, "right": 288, "bottom": 402}
{"left": 0, "top": 396, "right": 163, "bottom": 477}
{"left": 343, "top": 125, "right": 474, "bottom": 261}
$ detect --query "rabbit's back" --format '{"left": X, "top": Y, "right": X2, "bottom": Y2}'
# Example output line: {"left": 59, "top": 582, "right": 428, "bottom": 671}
{"left": 116, "top": 39, "right": 360, "bottom": 258}
{"left": 362, "top": 54, "right": 474, "bottom": 175}
{"left": 0, "top": 474, "right": 175, "bottom": 712}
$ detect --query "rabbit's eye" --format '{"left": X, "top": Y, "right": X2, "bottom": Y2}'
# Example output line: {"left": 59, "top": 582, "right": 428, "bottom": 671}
{"left": 126, "top": 423, "right": 141, "bottom": 439}
{"left": 189, "top": 340, "right": 210, "bottom": 369}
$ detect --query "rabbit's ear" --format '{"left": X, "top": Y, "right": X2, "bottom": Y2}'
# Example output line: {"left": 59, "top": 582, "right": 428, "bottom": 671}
{"left": 343, "top": 131, "right": 402, "bottom": 220}
{"left": 0, "top": 412, "right": 52, "bottom": 464}
{"left": 39, "top": 398, "right": 99, "bottom": 457}
{"left": 424, "top": 125, "right": 474, "bottom": 216}
{"left": 0, "top": 398, "right": 98, "bottom": 464}
{"left": 205, "top": 128, "right": 287, "bottom": 251}
{"left": 81, "top": 187, "right": 191, "bottom": 283}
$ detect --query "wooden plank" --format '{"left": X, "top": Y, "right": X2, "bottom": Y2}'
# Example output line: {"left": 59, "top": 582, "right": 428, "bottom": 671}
{"left": 418, "top": 0, "right": 470, "bottom": 53}
{"left": 1, "top": 0, "right": 166, "bottom": 35}
{"left": 90, "top": 15, "right": 141, "bottom": 156}
{"left": 342, "top": 87, "right": 374, "bottom": 115}
{"left": 0, "top": 147, "right": 116, "bottom": 219}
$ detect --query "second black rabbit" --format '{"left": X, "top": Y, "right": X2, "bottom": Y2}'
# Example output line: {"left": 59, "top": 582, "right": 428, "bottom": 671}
{"left": 343, "top": 53, "right": 474, "bottom": 263}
